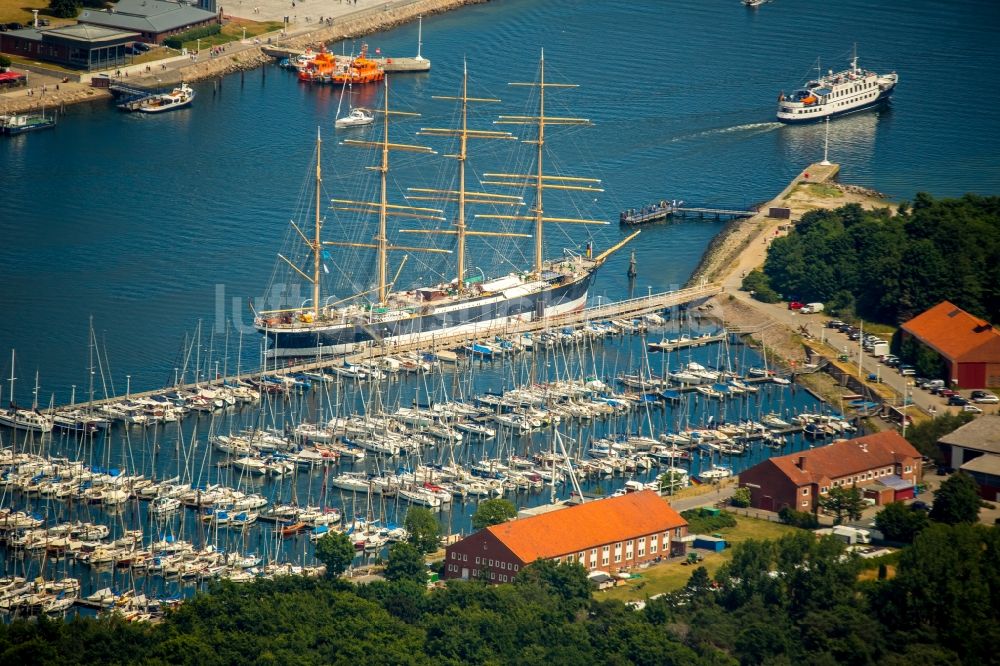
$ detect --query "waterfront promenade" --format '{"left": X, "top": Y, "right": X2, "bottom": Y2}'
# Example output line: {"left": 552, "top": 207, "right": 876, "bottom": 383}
{"left": 0, "top": 0, "right": 478, "bottom": 114}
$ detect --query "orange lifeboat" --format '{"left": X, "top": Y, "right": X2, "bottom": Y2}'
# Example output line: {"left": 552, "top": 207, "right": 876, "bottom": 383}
{"left": 331, "top": 43, "right": 385, "bottom": 86}
{"left": 298, "top": 50, "right": 337, "bottom": 83}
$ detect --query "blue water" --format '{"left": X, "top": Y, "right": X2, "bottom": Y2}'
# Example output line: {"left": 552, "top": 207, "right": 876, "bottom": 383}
{"left": 10, "top": 0, "right": 991, "bottom": 599}
{"left": 1, "top": 0, "right": 999, "bottom": 401}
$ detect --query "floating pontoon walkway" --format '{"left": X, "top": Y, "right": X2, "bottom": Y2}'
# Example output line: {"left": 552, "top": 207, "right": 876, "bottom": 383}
{"left": 59, "top": 283, "right": 721, "bottom": 410}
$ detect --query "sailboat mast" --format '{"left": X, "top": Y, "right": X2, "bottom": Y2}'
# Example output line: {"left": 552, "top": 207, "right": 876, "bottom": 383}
{"left": 378, "top": 77, "right": 390, "bottom": 304}
{"left": 457, "top": 62, "right": 468, "bottom": 291}
{"left": 6, "top": 349, "right": 14, "bottom": 409}
{"left": 314, "top": 128, "right": 322, "bottom": 319}
{"left": 534, "top": 51, "right": 546, "bottom": 277}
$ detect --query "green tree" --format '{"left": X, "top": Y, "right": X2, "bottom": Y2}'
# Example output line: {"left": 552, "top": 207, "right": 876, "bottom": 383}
{"left": 514, "top": 560, "right": 591, "bottom": 605}
{"left": 471, "top": 498, "right": 517, "bottom": 529}
{"left": 874, "top": 502, "right": 929, "bottom": 543}
{"left": 778, "top": 507, "right": 819, "bottom": 529}
{"left": 0, "top": 56, "right": 11, "bottom": 71}
{"left": 47, "top": 0, "right": 80, "bottom": 17}
{"left": 404, "top": 507, "right": 441, "bottom": 554}
{"left": 819, "top": 485, "right": 865, "bottom": 525}
{"left": 385, "top": 542, "right": 426, "bottom": 585}
{"left": 741, "top": 269, "right": 780, "bottom": 303}
{"left": 930, "top": 472, "right": 980, "bottom": 525}
{"left": 903, "top": 411, "right": 974, "bottom": 462}
{"left": 730, "top": 487, "right": 752, "bottom": 508}
{"left": 313, "top": 530, "right": 355, "bottom": 578}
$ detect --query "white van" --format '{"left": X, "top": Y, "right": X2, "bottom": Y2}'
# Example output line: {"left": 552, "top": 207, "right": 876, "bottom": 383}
{"left": 800, "top": 302, "right": 825, "bottom": 314}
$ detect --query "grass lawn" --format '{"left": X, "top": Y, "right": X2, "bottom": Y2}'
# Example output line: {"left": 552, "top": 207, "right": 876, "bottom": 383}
{"left": 597, "top": 517, "right": 801, "bottom": 603}
{"left": 784, "top": 182, "right": 842, "bottom": 200}
{"left": 179, "top": 19, "right": 282, "bottom": 50}
{"left": 0, "top": 0, "right": 44, "bottom": 24}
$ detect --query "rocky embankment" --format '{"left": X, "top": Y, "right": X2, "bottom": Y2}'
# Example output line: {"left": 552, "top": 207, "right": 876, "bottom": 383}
{"left": 0, "top": 0, "right": 486, "bottom": 114}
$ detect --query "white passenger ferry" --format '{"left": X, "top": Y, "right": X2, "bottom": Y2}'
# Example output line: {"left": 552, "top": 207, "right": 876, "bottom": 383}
{"left": 776, "top": 51, "right": 898, "bottom": 123}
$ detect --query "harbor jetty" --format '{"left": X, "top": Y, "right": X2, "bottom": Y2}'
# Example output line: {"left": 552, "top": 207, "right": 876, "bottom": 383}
{"left": 59, "top": 283, "right": 721, "bottom": 411}
{"left": 620, "top": 201, "right": 756, "bottom": 226}
{"left": 0, "top": 0, "right": 476, "bottom": 115}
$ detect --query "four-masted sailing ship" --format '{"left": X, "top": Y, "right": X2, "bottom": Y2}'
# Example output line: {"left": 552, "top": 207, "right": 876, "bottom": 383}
{"left": 254, "top": 53, "right": 639, "bottom": 358}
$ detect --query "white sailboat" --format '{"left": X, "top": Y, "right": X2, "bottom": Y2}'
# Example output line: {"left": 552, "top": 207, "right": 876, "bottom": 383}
{"left": 0, "top": 351, "right": 54, "bottom": 433}
{"left": 333, "top": 71, "right": 374, "bottom": 128}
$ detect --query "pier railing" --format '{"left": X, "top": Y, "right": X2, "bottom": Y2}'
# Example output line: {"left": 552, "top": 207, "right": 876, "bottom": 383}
{"left": 60, "top": 283, "right": 721, "bottom": 410}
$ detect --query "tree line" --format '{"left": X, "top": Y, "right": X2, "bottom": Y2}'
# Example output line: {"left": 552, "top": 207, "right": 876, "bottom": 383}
{"left": 749, "top": 193, "right": 1000, "bottom": 324}
{"left": 2, "top": 515, "right": 996, "bottom": 663}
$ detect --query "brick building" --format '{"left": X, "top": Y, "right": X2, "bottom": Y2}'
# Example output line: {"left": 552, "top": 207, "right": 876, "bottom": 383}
{"left": 739, "top": 432, "right": 923, "bottom": 513}
{"left": 443, "top": 490, "right": 688, "bottom": 583}
{"left": 900, "top": 301, "right": 1000, "bottom": 389}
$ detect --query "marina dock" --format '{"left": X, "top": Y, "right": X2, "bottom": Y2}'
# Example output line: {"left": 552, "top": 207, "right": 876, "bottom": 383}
{"left": 60, "top": 283, "right": 721, "bottom": 410}
{"left": 620, "top": 202, "right": 756, "bottom": 226}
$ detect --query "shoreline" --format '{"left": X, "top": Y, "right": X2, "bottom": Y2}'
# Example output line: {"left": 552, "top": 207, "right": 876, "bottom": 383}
{"left": 688, "top": 163, "right": 915, "bottom": 422}
{"left": 0, "top": 0, "right": 485, "bottom": 115}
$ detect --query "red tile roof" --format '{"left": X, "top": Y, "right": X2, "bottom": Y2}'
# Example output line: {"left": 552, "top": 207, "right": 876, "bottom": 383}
{"left": 766, "top": 431, "right": 921, "bottom": 485}
{"left": 485, "top": 490, "right": 686, "bottom": 562}
{"left": 901, "top": 301, "right": 1000, "bottom": 362}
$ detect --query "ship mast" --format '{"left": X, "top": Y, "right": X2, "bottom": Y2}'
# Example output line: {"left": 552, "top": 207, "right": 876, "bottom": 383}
{"left": 479, "top": 50, "right": 607, "bottom": 278}
{"left": 314, "top": 128, "right": 322, "bottom": 318}
{"left": 405, "top": 59, "right": 527, "bottom": 292}
{"left": 328, "top": 75, "right": 451, "bottom": 304}
{"left": 274, "top": 128, "right": 326, "bottom": 320}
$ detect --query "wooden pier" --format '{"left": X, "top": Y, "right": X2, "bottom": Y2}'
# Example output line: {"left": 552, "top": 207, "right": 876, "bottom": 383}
{"left": 674, "top": 207, "right": 756, "bottom": 221}
{"left": 59, "top": 283, "right": 721, "bottom": 410}
{"left": 647, "top": 331, "right": 727, "bottom": 352}
{"left": 620, "top": 202, "right": 756, "bottom": 226}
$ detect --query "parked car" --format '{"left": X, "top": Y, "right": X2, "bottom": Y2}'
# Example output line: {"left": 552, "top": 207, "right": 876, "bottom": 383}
{"left": 947, "top": 395, "right": 969, "bottom": 406}
{"left": 971, "top": 390, "right": 999, "bottom": 404}
{"left": 883, "top": 356, "right": 900, "bottom": 367}
{"left": 963, "top": 404, "right": 983, "bottom": 414}
{"left": 827, "top": 319, "right": 845, "bottom": 329}
{"left": 938, "top": 389, "right": 958, "bottom": 398}
{"left": 788, "top": 301, "right": 804, "bottom": 311}
{"left": 922, "top": 379, "right": 945, "bottom": 391}
{"left": 899, "top": 365, "right": 916, "bottom": 376}
{"left": 910, "top": 501, "right": 930, "bottom": 512}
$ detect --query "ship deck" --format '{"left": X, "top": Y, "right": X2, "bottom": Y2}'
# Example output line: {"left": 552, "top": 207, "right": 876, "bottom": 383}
{"left": 59, "top": 283, "right": 721, "bottom": 410}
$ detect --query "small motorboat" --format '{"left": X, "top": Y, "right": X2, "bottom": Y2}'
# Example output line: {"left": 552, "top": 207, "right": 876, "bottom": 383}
{"left": 335, "top": 107, "right": 374, "bottom": 128}
{"left": 137, "top": 83, "right": 195, "bottom": 113}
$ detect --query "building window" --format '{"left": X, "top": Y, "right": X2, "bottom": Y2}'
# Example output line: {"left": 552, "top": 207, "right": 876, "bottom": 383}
{"left": 451, "top": 552, "right": 456, "bottom": 560}
{"left": 463, "top": 554, "right": 467, "bottom": 561}
{"left": 603, "top": 545, "right": 610, "bottom": 554}
{"left": 614, "top": 552, "right": 622, "bottom": 563}
{"left": 475, "top": 556, "right": 480, "bottom": 564}
{"left": 513, "top": 564, "right": 518, "bottom": 572}
{"left": 820, "top": 486, "right": 829, "bottom": 494}
{"left": 602, "top": 555, "right": 609, "bottom": 566}
{"left": 904, "top": 465, "right": 912, "bottom": 473}
{"left": 802, "top": 488, "right": 809, "bottom": 495}
{"left": 802, "top": 500, "right": 809, "bottom": 507}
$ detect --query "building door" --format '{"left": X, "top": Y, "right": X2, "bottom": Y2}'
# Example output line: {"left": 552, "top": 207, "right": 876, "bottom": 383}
{"left": 761, "top": 496, "right": 774, "bottom": 512}
{"left": 461, "top": 567, "right": 469, "bottom": 580}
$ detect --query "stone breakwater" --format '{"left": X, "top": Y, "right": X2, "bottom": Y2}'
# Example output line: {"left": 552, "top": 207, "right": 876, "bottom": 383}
{"left": 0, "top": 0, "right": 486, "bottom": 114}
